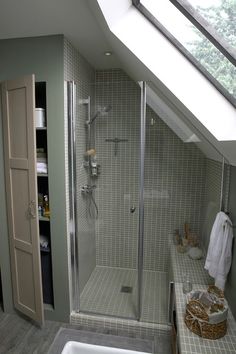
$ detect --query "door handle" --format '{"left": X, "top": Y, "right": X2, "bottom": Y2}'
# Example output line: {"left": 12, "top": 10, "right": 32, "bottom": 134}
{"left": 130, "top": 206, "right": 136, "bottom": 213}
{"left": 168, "top": 281, "right": 175, "bottom": 324}
{"left": 28, "top": 200, "right": 36, "bottom": 219}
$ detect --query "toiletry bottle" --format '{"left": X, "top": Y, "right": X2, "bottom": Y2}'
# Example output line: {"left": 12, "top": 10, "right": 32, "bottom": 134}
{"left": 182, "top": 270, "right": 192, "bottom": 294}
{"left": 43, "top": 195, "right": 50, "bottom": 218}
{"left": 183, "top": 276, "right": 192, "bottom": 294}
{"left": 38, "top": 206, "right": 42, "bottom": 217}
{"left": 91, "top": 154, "right": 98, "bottom": 176}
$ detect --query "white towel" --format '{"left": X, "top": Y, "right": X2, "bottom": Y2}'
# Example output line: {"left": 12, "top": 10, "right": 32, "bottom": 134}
{"left": 205, "top": 211, "right": 233, "bottom": 290}
{"left": 37, "top": 162, "right": 48, "bottom": 174}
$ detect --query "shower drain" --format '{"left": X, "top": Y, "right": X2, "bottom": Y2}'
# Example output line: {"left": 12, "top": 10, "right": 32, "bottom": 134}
{"left": 121, "top": 286, "right": 133, "bottom": 293}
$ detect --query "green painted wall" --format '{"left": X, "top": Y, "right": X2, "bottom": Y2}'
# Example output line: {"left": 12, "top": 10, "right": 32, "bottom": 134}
{"left": 0, "top": 35, "right": 70, "bottom": 322}
{"left": 226, "top": 165, "right": 236, "bottom": 320}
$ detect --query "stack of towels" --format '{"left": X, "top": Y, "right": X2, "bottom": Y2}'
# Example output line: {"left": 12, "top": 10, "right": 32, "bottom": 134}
{"left": 37, "top": 149, "right": 48, "bottom": 174}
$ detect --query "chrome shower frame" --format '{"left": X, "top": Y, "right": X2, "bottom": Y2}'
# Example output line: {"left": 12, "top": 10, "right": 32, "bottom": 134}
{"left": 67, "top": 78, "right": 232, "bottom": 322}
{"left": 68, "top": 81, "right": 147, "bottom": 320}
{"left": 137, "top": 81, "right": 146, "bottom": 320}
{"left": 67, "top": 81, "right": 80, "bottom": 311}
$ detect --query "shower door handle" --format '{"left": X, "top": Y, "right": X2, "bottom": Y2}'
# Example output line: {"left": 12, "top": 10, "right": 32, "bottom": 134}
{"left": 130, "top": 206, "right": 136, "bottom": 213}
{"left": 168, "top": 281, "right": 175, "bottom": 324}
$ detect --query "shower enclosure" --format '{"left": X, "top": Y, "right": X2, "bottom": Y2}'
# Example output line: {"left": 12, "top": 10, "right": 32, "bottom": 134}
{"left": 69, "top": 77, "right": 146, "bottom": 321}
{"left": 67, "top": 70, "right": 229, "bottom": 325}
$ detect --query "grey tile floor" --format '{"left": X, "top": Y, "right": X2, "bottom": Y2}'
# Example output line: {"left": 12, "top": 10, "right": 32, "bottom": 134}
{"left": 80, "top": 267, "right": 168, "bottom": 324}
{"left": 0, "top": 305, "right": 172, "bottom": 354}
{"left": 0, "top": 306, "right": 61, "bottom": 354}
{"left": 48, "top": 328, "right": 154, "bottom": 354}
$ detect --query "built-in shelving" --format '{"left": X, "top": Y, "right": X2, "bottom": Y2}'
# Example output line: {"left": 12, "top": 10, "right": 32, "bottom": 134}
{"left": 35, "top": 81, "right": 54, "bottom": 307}
{"left": 44, "top": 303, "right": 54, "bottom": 311}
{"left": 39, "top": 216, "right": 50, "bottom": 222}
{"left": 40, "top": 247, "right": 51, "bottom": 253}
{"left": 36, "top": 127, "right": 47, "bottom": 131}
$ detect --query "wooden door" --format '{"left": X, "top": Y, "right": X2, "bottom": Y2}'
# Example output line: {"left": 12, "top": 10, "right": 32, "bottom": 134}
{"left": 1, "top": 75, "right": 44, "bottom": 325}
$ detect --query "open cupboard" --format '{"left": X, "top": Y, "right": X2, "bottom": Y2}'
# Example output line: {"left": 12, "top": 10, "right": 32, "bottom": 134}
{"left": 35, "top": 82, "right": 54, "bottom": 307}
{"left": 1, "top": 75, "right": 54, "bottom": 326}
{"left": 0, "top": 35, "right": 71, "bottom": 324}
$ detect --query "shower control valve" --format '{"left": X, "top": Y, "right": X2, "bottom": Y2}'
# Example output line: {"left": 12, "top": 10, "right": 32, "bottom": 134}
{"left": 80, "top": 185, "right": 88, "bottom": 194}
{"left": 80, "top": 184, "right": 97, "bottom": 195}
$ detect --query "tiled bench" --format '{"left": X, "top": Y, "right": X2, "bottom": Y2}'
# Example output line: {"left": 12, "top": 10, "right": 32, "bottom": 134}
{"left": 170, "top": 244, "right": 236, "bottom": 354}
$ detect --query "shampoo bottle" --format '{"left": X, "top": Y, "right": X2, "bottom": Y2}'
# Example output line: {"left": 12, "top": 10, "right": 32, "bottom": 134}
{"left": 43, "top": 195, "right": 50, "bottom": 218}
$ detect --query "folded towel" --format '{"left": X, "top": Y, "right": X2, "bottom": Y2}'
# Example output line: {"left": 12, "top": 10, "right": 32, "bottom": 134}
{"left": 37, "top": 162, "right": 48, "bottom": 174}
{"left": 37, "top": 153, "right": 47, "bottom": 159}
{"left": 37, "top": 157, "right": 47, "bottom": 163}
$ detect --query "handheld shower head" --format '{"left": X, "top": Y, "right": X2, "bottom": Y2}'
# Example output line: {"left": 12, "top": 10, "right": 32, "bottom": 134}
{"left": 100, "top": 105, "right": 112, "bottom": 115}
{"left": 88, "top": 105, "right": 112, "bottom": 125}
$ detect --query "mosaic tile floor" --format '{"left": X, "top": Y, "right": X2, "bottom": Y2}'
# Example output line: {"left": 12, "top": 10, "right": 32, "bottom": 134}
{"left": 80, "top": 266, "right": 168, "bottom": 324}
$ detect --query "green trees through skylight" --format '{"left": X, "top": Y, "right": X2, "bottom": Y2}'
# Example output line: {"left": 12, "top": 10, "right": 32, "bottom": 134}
{"left": 188, "top": 0, "right": 236, "bottom": 97}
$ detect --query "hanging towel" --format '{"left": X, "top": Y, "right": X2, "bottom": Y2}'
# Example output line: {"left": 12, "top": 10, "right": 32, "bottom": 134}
{"left": 205, "top": 211, "right": 233, "bottom": 290}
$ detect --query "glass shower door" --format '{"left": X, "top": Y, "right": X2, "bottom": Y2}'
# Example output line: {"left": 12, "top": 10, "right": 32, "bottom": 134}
{"left": 75, "top": 76, "right": 143, "bottom": 320}
{"left": 141, "top": 82, "right": 228, "bottom": 325}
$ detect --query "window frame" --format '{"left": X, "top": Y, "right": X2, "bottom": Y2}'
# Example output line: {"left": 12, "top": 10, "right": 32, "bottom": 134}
{"left": 132, "top": 0, "right": 236, "bottom": 108}
{"left": 170, "top": 0, "right": 236, "bottom": 66}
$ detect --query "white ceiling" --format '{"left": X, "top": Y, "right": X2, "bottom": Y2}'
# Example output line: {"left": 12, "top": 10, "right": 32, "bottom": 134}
{"left": 0, "top": 0, "right": 121, "bottom": 69}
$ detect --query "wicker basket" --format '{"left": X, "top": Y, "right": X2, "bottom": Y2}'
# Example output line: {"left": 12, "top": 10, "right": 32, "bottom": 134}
{"left": 208, "top": 285, "right": 224, "bottom": 299}
{"left": 184, "top": 286, "right": 227, "bottom": 340}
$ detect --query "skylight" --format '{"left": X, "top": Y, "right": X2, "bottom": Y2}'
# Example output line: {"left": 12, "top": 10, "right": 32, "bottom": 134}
{"left": 187, "top": 0, "right": 236, "bottom": 49}
{"left": 97, "top": 0, "right": 236, "bottom": 143}
{"left": 137, "top": 0, "right": 236, "bottom": 103}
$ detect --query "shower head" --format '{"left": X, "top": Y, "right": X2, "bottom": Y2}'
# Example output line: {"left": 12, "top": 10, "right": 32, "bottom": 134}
{"left": 99, "top": 105, "right": 112, "bottom": 115}
{"left": 89, "top": 105, "right": 112, "bottom": 125}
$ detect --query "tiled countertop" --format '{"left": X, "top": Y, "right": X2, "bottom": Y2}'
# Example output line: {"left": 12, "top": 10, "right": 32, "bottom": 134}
{"left": 170, "top": 244, "right": 236, "bottom": 354}
{"left": 170, "top": 244, "right": 213, "bottom": 285}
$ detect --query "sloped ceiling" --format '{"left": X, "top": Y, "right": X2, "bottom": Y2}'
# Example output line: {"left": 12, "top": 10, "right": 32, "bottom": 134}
{"left": 88, "top": 0, "right": 236, "bottom": 166}
{"left": 0, "top": 0, "right": 235, "bottom": 165}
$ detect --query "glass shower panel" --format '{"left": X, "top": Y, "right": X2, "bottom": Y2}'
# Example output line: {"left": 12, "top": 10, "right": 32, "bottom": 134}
{"left": 77, "top": 76, "right": 142, "bottom": 320}
{"left": 142, "top": 85, "right": 171, "bottom": 324}
{"left": 142, "top": 82, "right": 224, "bottom": 324}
